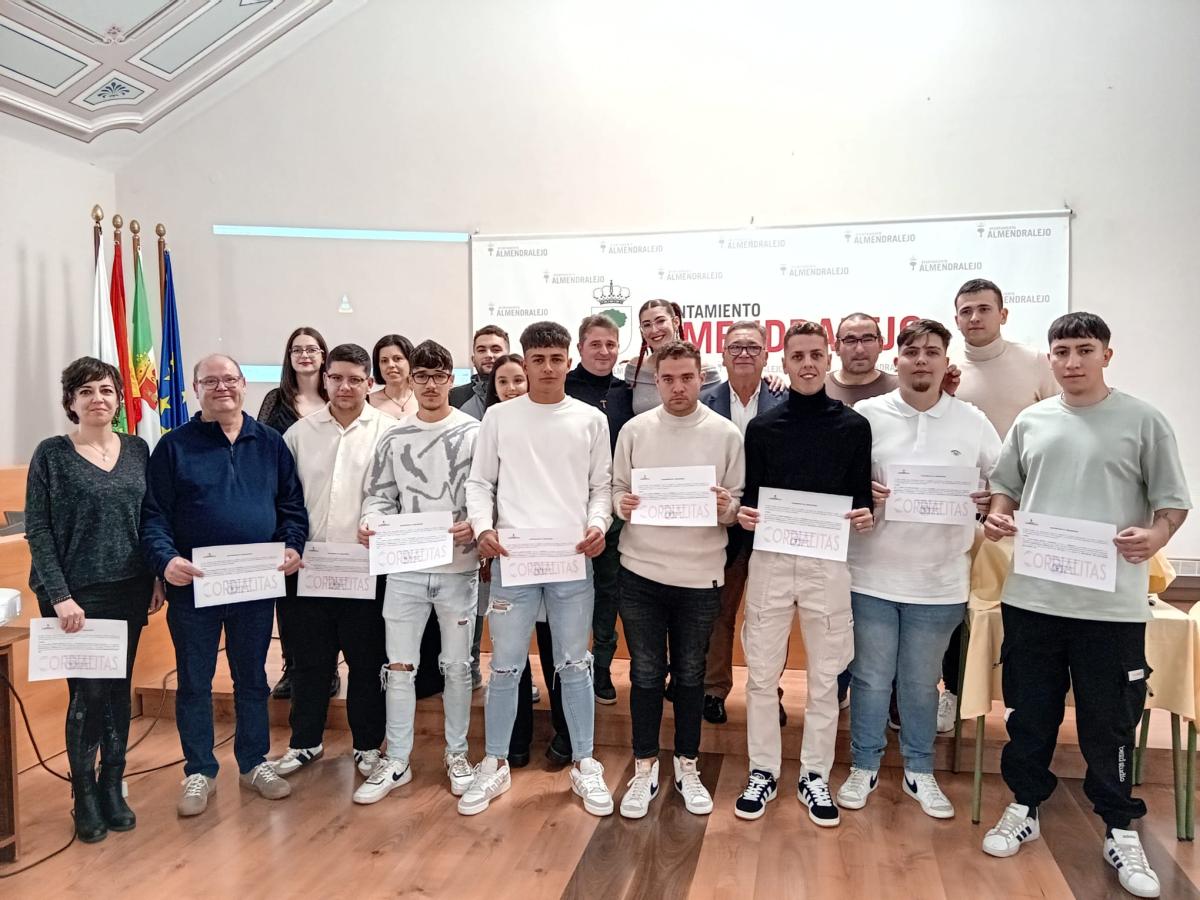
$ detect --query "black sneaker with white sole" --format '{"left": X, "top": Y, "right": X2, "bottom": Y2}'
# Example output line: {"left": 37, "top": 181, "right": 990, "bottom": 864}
{"left": 798, "top": 772, "right": 840, "bottom": 827}
{"left": 734, "top": 769, "right": 778, "bottom": 820}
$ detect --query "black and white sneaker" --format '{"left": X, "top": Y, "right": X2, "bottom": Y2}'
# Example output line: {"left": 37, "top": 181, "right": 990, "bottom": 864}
{"left": 798, "top": 772, "right": 840, "bottom": 827}
{"left": 982, "top": 802, "right": 1040, "bottom": 858}
{"left": 1105, "top": 828, "right": 1160, "bottom": 898}
{"left": 734, "top": 769, "right": 777, "bottom": 820}
{"left": 271, "top": 744, "right": 323, "bottom": 776}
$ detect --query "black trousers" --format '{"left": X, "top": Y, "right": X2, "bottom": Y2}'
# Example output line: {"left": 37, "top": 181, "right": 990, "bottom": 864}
{"left": 280, "top": 585, "right": 387, "bottom": 752}
{"left": 619, "top": 566, "right": 721, "bottom": 759}
{"left": 510, "top": 621, "right": 569, "bottom": 754}
{"left": 1000, "top": 603, "right": 1149, "bottom": 829}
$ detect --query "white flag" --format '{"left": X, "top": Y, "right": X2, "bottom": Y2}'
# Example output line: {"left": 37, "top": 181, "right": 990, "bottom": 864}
{"left": 91, "top": 240, "right": 119, "bottom": 366}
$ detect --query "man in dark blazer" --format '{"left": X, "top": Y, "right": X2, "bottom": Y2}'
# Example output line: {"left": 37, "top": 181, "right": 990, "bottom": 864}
{"left": 699, "top": 321, "right": 786, "bottom": 724}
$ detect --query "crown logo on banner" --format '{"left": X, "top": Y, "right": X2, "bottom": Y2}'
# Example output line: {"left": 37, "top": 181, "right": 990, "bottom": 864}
{"left": 977, "top": 222, "right": 986, "bottom": 237}
{"left": 593, "top": 280, "right": 631, "bottom": 304}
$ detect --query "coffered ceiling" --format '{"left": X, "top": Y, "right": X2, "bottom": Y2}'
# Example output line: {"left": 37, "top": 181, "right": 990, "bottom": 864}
{"left": 0, "top": 0, "right": 334, "bottom": 142}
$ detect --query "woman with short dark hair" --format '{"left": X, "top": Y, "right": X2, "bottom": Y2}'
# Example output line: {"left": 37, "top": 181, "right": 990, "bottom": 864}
{"left": 25, "top": 357, "right": 164, "bottom": 843}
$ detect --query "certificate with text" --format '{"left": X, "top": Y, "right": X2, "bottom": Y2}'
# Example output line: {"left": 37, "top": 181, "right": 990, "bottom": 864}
{"left": 1013, "top": 511, "right": 1117, "bottom": 592}
{"left": 630, "top": 465, "right": 718, "bottom": 527}
{"left": 753, "top": 488, "right": 852, "bottom": 562}
{"left": 884, "top": 464, "right": 980, "bottom": 526}
{"left": 498, "top": 527, "right": 587, "bottom": 586}
{"left": 369, "top": 512, "right": 454, "bottom": 575}
{"left": 298, "top": 542, "right": 376, "bottom": 599}
{"left": 28, "top": 618, "right": 127, "bottom": 681}
{"left": 192, "top": 542, "right": 287, "bottom": 607}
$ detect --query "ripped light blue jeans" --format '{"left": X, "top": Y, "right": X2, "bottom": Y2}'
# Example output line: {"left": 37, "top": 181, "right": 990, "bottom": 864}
{"left": 382, "top": 570, "right": 478, "bottom": 765}
{"left": 485, "top": 560, "right": 595, "bottom": 760}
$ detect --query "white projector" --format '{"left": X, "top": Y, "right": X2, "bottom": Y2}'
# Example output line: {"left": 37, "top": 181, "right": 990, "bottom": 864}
{"left": 0, "top": 588, "right": 20, "bottom": 627}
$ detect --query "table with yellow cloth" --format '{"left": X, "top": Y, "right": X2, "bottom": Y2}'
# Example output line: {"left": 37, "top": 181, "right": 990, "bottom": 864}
{"left": 957, "top": 538, "right": 1198, "bottom": 838}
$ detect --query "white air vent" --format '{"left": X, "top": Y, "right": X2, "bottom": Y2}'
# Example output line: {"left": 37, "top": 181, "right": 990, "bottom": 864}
{"left": 1168, "top": 558, "right": 1200, "bottom": 577}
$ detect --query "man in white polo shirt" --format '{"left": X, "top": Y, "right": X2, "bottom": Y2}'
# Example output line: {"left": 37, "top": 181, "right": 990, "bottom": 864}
{"left": 271, "top": 344, "right": 391, "bottom": 792}
{"left": 837, "top": 319, "right": 1000, "bottom": 821}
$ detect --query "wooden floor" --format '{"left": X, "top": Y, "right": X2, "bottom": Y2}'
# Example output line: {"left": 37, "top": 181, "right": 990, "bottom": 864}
{"left": 6, "top": 655, "right": 1200, "bottom": 899}
{"left": 3, "top": 721, "right": 1199, "bottom": 899}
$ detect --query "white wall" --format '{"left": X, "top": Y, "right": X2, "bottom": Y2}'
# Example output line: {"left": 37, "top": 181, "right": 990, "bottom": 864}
{"left": 0, "top": 131, "right": 116, "bottom": 467}
{"left": 101, "top": 0, "right": 1200, "bottom": 552}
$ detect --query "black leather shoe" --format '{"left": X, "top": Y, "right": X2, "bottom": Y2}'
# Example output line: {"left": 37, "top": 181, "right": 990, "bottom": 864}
{"left": 593, "top": 666, "right": 617, "bottom": 705}
{"left": 545, "top": 732, "right": 572, "bottom": 766}
{"left": 703, "top": 695, "right": 728, "bottom": 725}
{"left": 664, "top": 679, "right": 676, "bottom": 704}
{"left": 329, "top": 672, "right": 341, "bottom": 698}
{"left": 508, "top": 750, "right": 531, "bottom": 769}
{"left": 779, "top": 702, "right": 788, "bottom": 727}
{"left": 271, "top": 667, "right": 293, "bottom": 700}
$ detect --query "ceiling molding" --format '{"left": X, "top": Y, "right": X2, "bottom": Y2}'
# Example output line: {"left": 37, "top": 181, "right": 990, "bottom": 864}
{"left": 0, "top": 0, "right": 334, "bottom": 142}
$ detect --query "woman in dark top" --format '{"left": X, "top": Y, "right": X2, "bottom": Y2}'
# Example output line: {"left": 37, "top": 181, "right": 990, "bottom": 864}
{"left": 257, "top": 326, "right": 328, "bottom": 699}
{"left": 257, "top": 326, "right": 329, "bottom": 434}
{"left": 24, "top": 358, "right": 164, "bottom": 843}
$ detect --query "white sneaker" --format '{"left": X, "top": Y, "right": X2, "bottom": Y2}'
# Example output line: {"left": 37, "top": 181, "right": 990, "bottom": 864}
{"left": 570, "top": 757, "right": 614, "bottom": 816}
{"left": 457, "top": 757, "right": 511, "bottom": 815}
{"left": 272, "top": 744, "right": 323, "bottom": 776}
{"left": 352, "top": 757, "right": 411, "bottom": 805}
{"left": 1105, "top": 829, "right": 1161, "bottom": 898}
{"left": 354, "top": 748, "right": 382, "bottom": 777}
{"left": 619, "top": 758, "right": 660, "bottom": 819}
{"left": 902, "top": 770, "right": 954, "bottom": 819}
{"left": 177, "top": 773, "right": 216, "bottom": 817}
{"left": 674, "top": 756, "right": 713, "bottom": 815}
{"left": 836, "top": 767, "right": 879, "bottom": 810}
{"left": 445, "top": 751, "right": 474, "bottom": 797}
{"left": 937, "top": 691, "right": 958, "bottom": 734}
{"left": 982, "top": 802, "right": 1040, "bottom": 858}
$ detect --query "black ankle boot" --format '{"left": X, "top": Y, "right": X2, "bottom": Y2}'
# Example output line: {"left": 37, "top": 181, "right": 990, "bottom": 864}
{"left": 98, "top": 707, "right": 135, "bottom": 830}
{"left": 66, "top": 693, "right": 107, "bottom": 843}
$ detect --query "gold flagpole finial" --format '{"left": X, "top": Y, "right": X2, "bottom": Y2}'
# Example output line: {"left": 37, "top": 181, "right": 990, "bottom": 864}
{"left": 91, "top": 204, "right": 103, "bottom": 223}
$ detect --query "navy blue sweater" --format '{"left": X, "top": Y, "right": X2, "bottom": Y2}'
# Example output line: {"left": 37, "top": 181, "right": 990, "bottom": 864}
{"left": 141, "top": 412, "right": 308, "bottom": 605}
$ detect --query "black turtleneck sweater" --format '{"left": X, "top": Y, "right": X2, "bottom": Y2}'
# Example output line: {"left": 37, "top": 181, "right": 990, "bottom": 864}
{"left": 565, "top": 363, "right": 625, "bottom": 451}
{"left": 743, "top": 387, "right": 873, "bottom": 513}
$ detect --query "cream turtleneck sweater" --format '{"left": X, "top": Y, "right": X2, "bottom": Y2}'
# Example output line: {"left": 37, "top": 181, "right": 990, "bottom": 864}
{"left": 954, "top": 335, "right": 1059, "bottom": 437}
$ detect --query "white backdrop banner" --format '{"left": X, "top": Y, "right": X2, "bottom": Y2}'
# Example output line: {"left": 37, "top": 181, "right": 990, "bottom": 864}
{"left": 470, "top": 211, "right": 1070, "bottom": 369}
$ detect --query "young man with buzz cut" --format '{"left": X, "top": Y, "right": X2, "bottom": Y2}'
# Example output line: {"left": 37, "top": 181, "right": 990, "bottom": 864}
{"left": 838, "top": 320, "right": 1000, "bottom": 821}
{"left": 981, "top": 312, "right": 1189, "bottom": 900}
{"left": 270, "top": 344, "right": 391, "bottom": 791}
{"left": 734, "top": 321, "right": 875, "bottom": 828}
{"left": 932, "top": 278, "right": 1061, "bottom": 736}
{"left": 452, "top": 324, "right": 509, "bottom": 420}
{"left": 354, "top": 340, "right": 481, "bottom": 804}
{"left": 462, "top": 320, "right": 615, "bottom": 817}
{"left": 611, "top": 340, "right": 745, "bottom": 819}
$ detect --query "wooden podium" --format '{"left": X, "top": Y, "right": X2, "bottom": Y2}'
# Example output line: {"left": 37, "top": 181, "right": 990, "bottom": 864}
{"left": 0, "top": 626, "right": 28, "bottom": 863}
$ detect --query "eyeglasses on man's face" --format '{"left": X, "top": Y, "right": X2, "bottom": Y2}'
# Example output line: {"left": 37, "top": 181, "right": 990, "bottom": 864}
{"left": 326, "top": 374, "right": 368, "bottom": 388}
{"left": 197, "top": 375, "right": 243, "bottom": 389}
{"left": 838, "top": 335, "right": 880, "bottom": 347}
{"left": 726, "top": 343, "right": 763, "bottom": 358}
{"left": 411, "top": 371, "right": 453, "bottom": 385}
{"left": 290, "top": 346, "right": 323, "bottom": 357}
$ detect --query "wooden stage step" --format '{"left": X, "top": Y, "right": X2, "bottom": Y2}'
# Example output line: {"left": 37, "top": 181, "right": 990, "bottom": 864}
{"left": 133, "top": 652, "right": 1185, "bottom": 785}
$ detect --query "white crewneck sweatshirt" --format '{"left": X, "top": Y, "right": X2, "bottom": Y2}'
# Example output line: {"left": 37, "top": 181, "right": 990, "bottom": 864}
{"left": 466, "top": 393, "right": 612, "bottom": 538}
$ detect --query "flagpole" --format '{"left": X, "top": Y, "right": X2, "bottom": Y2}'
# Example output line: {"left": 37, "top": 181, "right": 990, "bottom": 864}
{"left": 156, "top": 223, "right": 167, "bottom": 316}
{"left": 112, "top": 213, "right": 122, "bottom": 254}
{"left": 92, "top": 204, "right": 103, "bottom": 259}
{"left": 131, "top": 219, "right": 141, "bottom": 254}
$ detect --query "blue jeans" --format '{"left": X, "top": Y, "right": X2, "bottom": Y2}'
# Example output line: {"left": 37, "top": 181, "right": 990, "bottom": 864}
{"left": 484, "top": 560, "right": 595, "bottom": 760}
{"left": 382, "top": 570, "right": 478, "bottom": 764}
{"left": 849, "top": 592, "right": 964, "bottom": 774}
{"left": 166, "top": 596, "right": 275, "bottom": 777}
